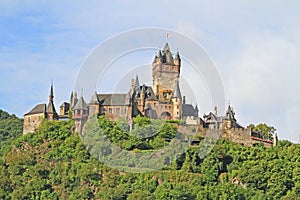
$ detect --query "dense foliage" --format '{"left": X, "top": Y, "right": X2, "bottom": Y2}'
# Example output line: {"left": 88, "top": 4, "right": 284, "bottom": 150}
{"left": 0, "top": 110, "right": 299, "bottom": 199}
{"left": 0, "top": 110, "right": 23, "bottom": 157}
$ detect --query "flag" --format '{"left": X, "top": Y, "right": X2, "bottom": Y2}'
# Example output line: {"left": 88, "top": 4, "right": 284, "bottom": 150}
{"left": 166, "top": 33, "right": 170, "bottom": 39}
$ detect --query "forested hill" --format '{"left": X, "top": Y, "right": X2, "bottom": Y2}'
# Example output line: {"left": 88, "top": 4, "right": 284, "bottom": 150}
{"left": 0, "top": 109, "right": 23, "bottom": 157}
{"left": 0, "top": 109, "right": 299, "bottom": 200}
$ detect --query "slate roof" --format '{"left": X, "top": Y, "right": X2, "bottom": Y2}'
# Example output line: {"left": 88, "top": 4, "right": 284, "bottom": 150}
{"left": 162, "top": 43, "right": 174, "bottom": 64}
{"left": 173, "top": 81, "right": 182, "bottom": 99}
{"left": 73, "top": 96, "right": 88, "bottom": 110}
{"left": 25, "top": 103, "right": 46, "bottom": 116}
{"left": 90, "top": 92, "right": 99, "bottom": 104}
{"left": 225, "top": 105, "right": 236, "bottom": 121}
{"left": 97, "top": 94, "right": 128, "bottom": 106}
{"left": 47, "top": 101, "right": 57, "bottom": 114}
{"left": 203, "top": 112, "right": 224, "bottom": 123}
{"left": 60, "top": 102, "right": 70, "bottom": 108}
{"left": 182, "top": 104, "right": 197, "bottom": 117}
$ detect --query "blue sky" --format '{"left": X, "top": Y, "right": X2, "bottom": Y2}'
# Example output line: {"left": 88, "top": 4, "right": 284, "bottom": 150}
{"left": 1, "top": 0, "right": 300, "bottom": 143}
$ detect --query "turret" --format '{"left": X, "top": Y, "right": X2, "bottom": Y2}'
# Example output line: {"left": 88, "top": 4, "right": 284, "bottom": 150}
{"left": 72, "top": 95, "right": 88, "bottom": 133}
{"left": 88, "top": 92, "right": 100, "bottom": 117}
{"left": 46, "top": 81, "right": 58, "bottom": 120}
{"left": 174, "top": 51, "right": 181, "bottom": 66}
{"left": 70, "top": 91, "right": 78, "bottom": 109}
{"left": 224, "top": 104, "right": 236, "bottom": 129}
{"left": 172, "top": 80, "right": 182, "bottom": 120}
{"left": 195, "top": 105, "right": 199, "bottom": 117}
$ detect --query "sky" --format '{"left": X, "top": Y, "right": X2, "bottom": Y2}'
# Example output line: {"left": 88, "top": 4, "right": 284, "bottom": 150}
{"left": 0, "top": 0, "right": 300, "bottom": 143}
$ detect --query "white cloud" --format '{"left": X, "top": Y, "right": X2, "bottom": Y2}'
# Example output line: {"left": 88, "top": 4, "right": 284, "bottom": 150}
{"left": 224, "top": 28, "right": 300, "bottom": 142}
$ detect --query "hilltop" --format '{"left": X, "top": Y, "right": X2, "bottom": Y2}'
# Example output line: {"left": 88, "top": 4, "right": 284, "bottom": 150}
{"left": 0, "top": 109, "right": 299, "bottom": 199}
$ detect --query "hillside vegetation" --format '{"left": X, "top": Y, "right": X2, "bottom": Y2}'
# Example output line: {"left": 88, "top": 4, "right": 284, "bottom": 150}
{"left": 0, "top": 109, "right": 299, "bottom": 200}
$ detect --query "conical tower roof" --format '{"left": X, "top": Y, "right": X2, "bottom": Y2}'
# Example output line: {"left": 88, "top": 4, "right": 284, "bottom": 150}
{"left": 163, "top": 43, "right": 170, "bottom": 52}
{"left": 90, "top": 91, "right": 99, "bottom": 104}
{"left": 134, "top": 75, "right": 140, "bottom": 92}
{"left": 47, "top": 81, "right": 57, "bottom": 114}
{"left": 73, "top": 96, "right": 88, "bottom": 110}
{"left": 162, "top": 43, "right": 174, "bottom": 64}
{"left": 225, "top": 105, "right": 235, "bottom": 121}
{"left": 173, "top": 80, "right": 182, "bottom": 99}
{"left": 47, "top": 101, "right": 57, "bottom": 114}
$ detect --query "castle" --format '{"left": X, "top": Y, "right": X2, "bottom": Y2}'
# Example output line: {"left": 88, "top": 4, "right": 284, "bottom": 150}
{"left": 23, "top": 42, "right": 276, "bottom": 147}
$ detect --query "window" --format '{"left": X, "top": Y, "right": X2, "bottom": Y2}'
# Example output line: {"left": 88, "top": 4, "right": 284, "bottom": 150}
{"left": 28, "top": 117, "right": 30, "bottom": 123}
{"left": 108, "top": 108, "right": 112, "bottom": 113}
{"left": 116, "top": 107, "right": 120, "bottom": 114}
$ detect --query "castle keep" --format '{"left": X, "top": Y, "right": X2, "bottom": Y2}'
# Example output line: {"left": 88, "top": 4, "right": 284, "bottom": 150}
{"left": 23, "top": 42, "right": 276, "bottom": 147}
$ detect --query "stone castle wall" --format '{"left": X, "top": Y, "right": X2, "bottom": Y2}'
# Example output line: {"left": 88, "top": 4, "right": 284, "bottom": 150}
{"left": 23, "top": 113, "right": 45, "bottom": 134}
{"left": 201, "top": 126, "right": 273, "bottom": 147}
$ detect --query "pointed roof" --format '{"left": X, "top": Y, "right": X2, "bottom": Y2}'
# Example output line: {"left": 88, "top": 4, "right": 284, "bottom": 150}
{"left": 173, "top": 80, "right": 182, "bottom": 99}
{"left": 90, "top": 91, "right": 99, "bottom": 104}
{"left": 73, "top": 96, "right": 88, "bottom": 110}
{"left": 134, "top": 75, "right": 140, "bottom": 92}
{"left": 49, "top": 81, "right": 54, "bottom": 101}
{"left": 162, "top": 43, "right": 174, "bottom": 64}
{"left": 195, "top": 105, "right": 199, "bottom": 112}
{"left": 47, "top": 101, "right": 57, "bottom": 114}
{"left": 25, "top": 103, "right": 46, "bottom": 116}
{"left": 70, "top": 91, "right": 73, "bottom": 102}
{"left": 175, "top": 51, "right": 180, "bottom": 60}
{"left": 163, "top": 43, "right": 170, "bottom": 52}
{"left": 47, "top": 81, "right": 57, "bottom": 114}
{"left": 225, "top": 105, "right": 236, "bottom": 121}
{"left": 182, "top": 104, "right": 198, "bottom": 117}
{"left": 158, "top": 50, "right": 162, "bottom": 57}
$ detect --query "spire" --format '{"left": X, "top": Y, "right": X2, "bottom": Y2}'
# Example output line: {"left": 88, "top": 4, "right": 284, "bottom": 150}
{"left": 90, "top": 91, "right": 99, "bottom": 104}
{"left": 49, "top": 80, "right": 54, "bottom": 102}
{"left": 70, "top": 91, "right": 73, "bottom": 103}
{"left": 162, "top": 43, "right": 174, "bottom": 64}
{"left": 175, "top": 51, "right": 180, "bottom": 60}
{"left": 46, "top": 80, "right": 58, "bottom": 118}
{"left": 70, "top": 91, "right": 78, "bottom": 109}
{"left": 195, "top": 105, "right": 199, "bottom": 117}
{"left": 173, "top": 80, "right": 182, "bottom": 99}
{"left": 195, "top": 105, "right": 199, "bottom": 112}
{"left": 163, "top": 43, "right": 170, "bottom": 52}
{"left": 158, "top": 50, "right": 162, "bottom": 58}
{"left": 225, "top": 104, "right": 236, "bottom": 121}
{"left": 134, "top": 75, "right": 140, "bottom": 91}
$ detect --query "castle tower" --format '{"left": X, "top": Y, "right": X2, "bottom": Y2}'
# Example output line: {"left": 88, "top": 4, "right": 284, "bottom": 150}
{"left": 172, "top": 80, "right": 182, "bottom": 120}
{"left": 46, "top": 82, "right": 59, "bottom": 120}
{"left": 224, "top": 104, "right": 236, "bottom": 129}
{"left": 70, "top": 91, "right": 78, "bottom": 109}
{"left": 152, "top": 43, "right": 181, "bottom": 102}
{"left": 72, "top": 95, "right": 88, "bottom": 133}
{"left": 88, "top": 92, "right": 100, "bottom": 118}
{"left": 131, "top": 76, "right": 141, "bottom": 117}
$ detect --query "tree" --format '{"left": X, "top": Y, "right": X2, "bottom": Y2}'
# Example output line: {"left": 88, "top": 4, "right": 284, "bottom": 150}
{"left": 252, "top": 123, "right": 276, "bottom": 140}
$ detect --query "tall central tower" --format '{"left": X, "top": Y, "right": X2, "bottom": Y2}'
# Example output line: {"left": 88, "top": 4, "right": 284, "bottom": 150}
{"left": 152, "top": 43, "right": 181, "bottom": 102}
